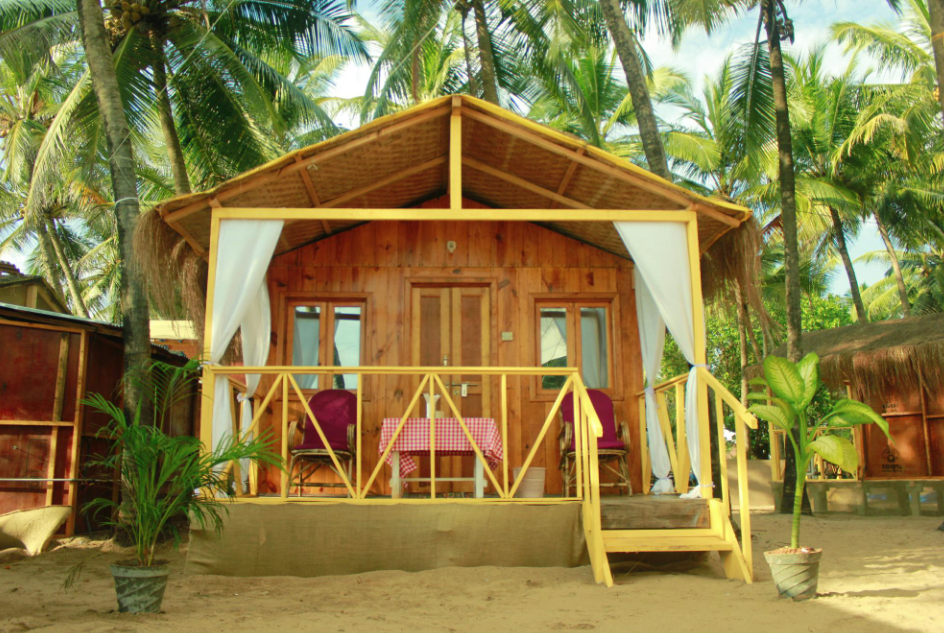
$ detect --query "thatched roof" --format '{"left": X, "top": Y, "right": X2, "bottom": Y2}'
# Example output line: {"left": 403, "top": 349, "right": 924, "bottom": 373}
{"left": 761, "top": 313, "right": 944, "bottom": 394}
{"left": 139, "top": 95, "right": 760, "bottom": 328}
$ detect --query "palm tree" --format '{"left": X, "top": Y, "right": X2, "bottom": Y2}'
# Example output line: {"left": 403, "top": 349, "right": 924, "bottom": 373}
{"left": 597, "top": 0, "right": 671, "bottom": 179}
{"left": 834, "top": 2, "right": 944, "bottom": 316}
{"left": 0, "top": 53, "right": 92, "bottom": 316}
{"left": 758, "top": 0, "right": 802, "bottom": 361}
{"left": 76, "top": 0, "right": 151, "bottom": 418}
{"left": 360, "top": 10, "right": 468, "bottom": 119}
{"left": 1, "top": 0, "right": 367, "bottom": 196}
{"left": 525, "top": 43, "right": 687, "bottom": 153}
{"left": 785, "top": 49, "right": 871, "bottom": 322}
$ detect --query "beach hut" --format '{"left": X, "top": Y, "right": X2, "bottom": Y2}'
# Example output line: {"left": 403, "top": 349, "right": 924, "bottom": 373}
{"left": 764, "top": 314, "right": 944, "bottom": 516}
{"left": 0, "top": 302, "right": 198, "bottom": 536}
{"left": 0, "top": 261, "right": 70, "bottom": 314}
{"left": 141, "top": 95, "right": 761, "bottom": 585}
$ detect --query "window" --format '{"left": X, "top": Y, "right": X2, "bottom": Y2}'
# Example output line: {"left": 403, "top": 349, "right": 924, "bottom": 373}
{"left": 288, "top": 300, "right": 365, "bottom": 390}
{"left": 537, "top": 300, "right": 613, "bottom": 392}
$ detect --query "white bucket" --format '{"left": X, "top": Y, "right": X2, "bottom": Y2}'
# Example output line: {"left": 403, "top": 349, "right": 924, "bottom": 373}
{"left": 512, "top": 467, "right": 546, "bottom": 498}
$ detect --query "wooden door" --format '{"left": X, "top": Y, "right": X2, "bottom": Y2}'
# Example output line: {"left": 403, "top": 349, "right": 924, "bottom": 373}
{"left": 410, "top": 284, "right": 491, "bottom": 492}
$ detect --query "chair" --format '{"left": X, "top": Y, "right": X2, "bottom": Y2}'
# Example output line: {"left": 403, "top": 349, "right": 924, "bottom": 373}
{"left": 287, "top": 390, "right": 357, "bottom": 497}
{"left": 558, "top": 389, "right": 631, "bottom": 496}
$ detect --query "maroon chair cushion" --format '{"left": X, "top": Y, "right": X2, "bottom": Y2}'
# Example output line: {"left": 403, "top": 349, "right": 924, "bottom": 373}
{"left": 560, "top": 390, "right": 625, "bottom": 451}
{"left": 296, "top": 390, "right": 357, "bottom": 452}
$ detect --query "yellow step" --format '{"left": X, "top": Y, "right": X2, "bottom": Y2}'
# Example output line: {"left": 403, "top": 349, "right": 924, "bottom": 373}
{"left": 602, "top": 529, "right": 734, "bottom": 553}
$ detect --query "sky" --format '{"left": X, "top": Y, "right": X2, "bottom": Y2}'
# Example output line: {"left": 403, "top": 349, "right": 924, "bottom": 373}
{"left": 0, "top": 1, "right": 905, "bottom": 297}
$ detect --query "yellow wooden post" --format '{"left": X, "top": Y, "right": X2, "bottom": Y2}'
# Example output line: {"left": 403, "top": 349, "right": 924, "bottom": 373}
{"left": 715, "top": 391, "right": 730, "bottom": 515}
{"left": 573, "top": 380, "right": 582, "bottom": 500}
{"left": 674, "top": 381, "right": 689, "bottom": 494}
{"left": 429, "top": 374, "right": 436, "bottom": 499}
{"left": 685, "top": 217, "right": 713, "bottom": 499}
{"left": 356, "top": 373, "right": 363, "bottom": 498}
{"left": 450, "top": 97, "right": 462, "bottom": 210}
{"left": 280, "top": 375, "right": 289, "bottom": 500}
{"left": 200, "top": 214, "right": 222, "bottom": 460}
{"left": 501, "top": 374, "right": 508, "bottom": 497}
{"left": 639, "top": 395, "right": 650, "bottom": 494}
{"left": 735, "top": 415, "right": 753, "bottom": 573}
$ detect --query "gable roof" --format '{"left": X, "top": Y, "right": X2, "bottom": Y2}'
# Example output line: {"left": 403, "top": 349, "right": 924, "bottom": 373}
{"left": 151, "top": 95, "right": 751, "bottom": 261}
{"left": 0, "top": 273, "right": 70, "bottom": 314}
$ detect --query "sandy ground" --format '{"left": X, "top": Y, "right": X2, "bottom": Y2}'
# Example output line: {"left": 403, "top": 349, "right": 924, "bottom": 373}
{"left": 0, "top": 513, "right": 942, "bottom": 633}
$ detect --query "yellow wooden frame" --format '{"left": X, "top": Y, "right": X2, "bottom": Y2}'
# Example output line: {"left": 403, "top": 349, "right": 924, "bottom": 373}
{"left": 196, "top": 200, "right": 756, "bottom": 587}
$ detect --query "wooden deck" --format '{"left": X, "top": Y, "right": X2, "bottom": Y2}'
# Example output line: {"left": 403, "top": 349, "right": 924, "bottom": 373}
{"left": 600, "top": 495, "right": 709, "bottom": 530}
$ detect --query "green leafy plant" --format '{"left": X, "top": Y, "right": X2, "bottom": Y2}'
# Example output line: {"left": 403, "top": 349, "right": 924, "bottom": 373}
{"left": 748, "top": 353, "right": 891, "bottom": 549}
{"left": 83, "top": 359, "right": 281, "bottom": 567}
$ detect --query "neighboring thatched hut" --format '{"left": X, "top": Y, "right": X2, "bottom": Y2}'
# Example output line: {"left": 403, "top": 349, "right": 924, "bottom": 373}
{"left": 766, "top": 313, "right": 944, "bottom": 481}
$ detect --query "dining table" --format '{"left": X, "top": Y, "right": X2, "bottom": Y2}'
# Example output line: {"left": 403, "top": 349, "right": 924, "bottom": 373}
{"left": 379, "top": 417, "right": 503, "bottom": 498}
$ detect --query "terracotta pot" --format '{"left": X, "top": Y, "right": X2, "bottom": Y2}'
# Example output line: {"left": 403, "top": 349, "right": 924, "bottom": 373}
{"left": 110, "top": 560, "right": 171, "bottom": 613}
{"left": 764, "top": 548, "right": 822, "bottom": 600}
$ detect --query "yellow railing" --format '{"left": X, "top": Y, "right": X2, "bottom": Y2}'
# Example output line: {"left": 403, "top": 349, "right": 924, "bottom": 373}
{"left": 206, "top": 365, "right": 611, "bottom": 585}
{"left": 206, "top": 366, "right": 604, "bottom": 503}
{"left": 636, "top": 368, "right": 758, "bottom": 572}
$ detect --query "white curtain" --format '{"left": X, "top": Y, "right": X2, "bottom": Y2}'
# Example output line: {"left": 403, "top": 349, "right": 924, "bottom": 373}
{"left": 580, "top": 308, "right": 608, "bottom": 389}
{"left": 209, "top": 220, "right": 284, "bottom": 462}
{"left": 237, "top": 282, "right": 272, "bottom": 481}
{"left": 634, "top": 270, "right": 674, "bottom": 494}
{"left": 292, "top": 309, "right": 320, "bottom": 389}
{"left": 614, "top": 221, "right": 707, "bottom": 499}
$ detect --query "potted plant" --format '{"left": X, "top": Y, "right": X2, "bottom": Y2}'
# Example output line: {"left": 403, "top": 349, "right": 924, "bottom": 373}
{"left": 748, "top": 353, "right": 890, "bottom": 600}
{"left": 82, "top": 359, "right": 279, "bottom": 613}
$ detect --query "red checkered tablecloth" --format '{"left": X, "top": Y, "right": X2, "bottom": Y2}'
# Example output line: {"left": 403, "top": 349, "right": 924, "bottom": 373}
{"left": 379, "top": 418, "right": 503, "bottom": 477}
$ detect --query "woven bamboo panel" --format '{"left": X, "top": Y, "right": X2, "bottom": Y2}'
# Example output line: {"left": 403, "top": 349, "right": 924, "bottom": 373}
{"left": 157, "top": 96, "right": 750, "bottom": 261}
{"left": 463, "top": 163, "right": 549, "bottom": 209}
{"left": 463, "top": 117, "right": 570, "bottom": 193}
{"left": 342, "top": 164, "right": 447, "bottom": 209}
{"left": 309, "top": 116, "right": 449, "bottom": 202}
{"left": 564, "top": 164, "right": 683, "bottom": 211}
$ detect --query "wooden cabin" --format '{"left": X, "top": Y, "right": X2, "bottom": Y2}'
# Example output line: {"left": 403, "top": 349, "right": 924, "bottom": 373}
{"left": 764, "top": 314, "right": 944, "bottom": 516}
{"left": 0, "top": 261, "right": 70, "bottom": 314}
{"left": 0, "top": 303, "right": 198, "bottom": 535}
{"left": 144, "top": 95, "right": 761, "bottom": 586}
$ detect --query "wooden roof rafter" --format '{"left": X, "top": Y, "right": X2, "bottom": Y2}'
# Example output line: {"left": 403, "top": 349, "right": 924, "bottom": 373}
{"left": 151, "top": 95, "right": 752, "bottom": 262}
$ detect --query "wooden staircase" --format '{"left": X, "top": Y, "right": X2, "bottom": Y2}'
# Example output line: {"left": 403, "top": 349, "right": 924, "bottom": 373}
{"left": 598, "top": 498, "right": 753, "bottom": 583}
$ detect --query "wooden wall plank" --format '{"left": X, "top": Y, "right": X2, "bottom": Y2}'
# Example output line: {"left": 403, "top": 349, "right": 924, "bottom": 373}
{"left": 264, "top": 219, "right": 640, "bottom": 497}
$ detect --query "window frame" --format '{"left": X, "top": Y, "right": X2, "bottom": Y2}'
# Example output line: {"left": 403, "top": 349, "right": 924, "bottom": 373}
{"left": 278, "top": 291, "right": 371, "bottom": 397}
{"left": 529, "top": 293, "right": 621, "bottom": 402}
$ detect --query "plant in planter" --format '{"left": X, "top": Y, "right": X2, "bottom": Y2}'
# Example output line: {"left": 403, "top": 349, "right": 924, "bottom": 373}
{"left": 748, "top": 353, "right": 890, "bottom": 600}
{"left": 82, "top": 359, "right": 280, "bottom": 613}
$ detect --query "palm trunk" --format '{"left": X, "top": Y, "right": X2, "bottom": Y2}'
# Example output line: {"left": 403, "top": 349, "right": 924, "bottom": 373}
{"left": 733, "top": 281, "right": 755, "bottom": 406}
{"left": 762, "top": 1, "right": 802, "bottom": 363}
{"left": 471, "top": 0, "right": 499, "bottom": 104}
{"left": 77, "top": 0, "right": 152, "bottom": 418}
{"left": 829, "top": 206, "right": 866, "bottom": 322}
{"left": 459, "top": 5, "right": 480, "bottom": 98}
{"left": 33, "top": 217, "right": 62, "bottom": 291}
{"left": 875, "top": 212, "right": 911, "bottom": 316}
{"left": 927, "top": 0, "right": 944, "bottom": 120}
{"left": 735, "top": 279, "right": 763, "bottom": 361}
{"left": 149, "top": 30, "right": 191, "bottom": 195}
{"left": 44, "top": 215, "right": 89, "bottom": 317}
{"left": 598, "top": 0, "right": 671, "bottom": 180}
{"left": 737, "top": 303, "right": 749, "bottom": 406}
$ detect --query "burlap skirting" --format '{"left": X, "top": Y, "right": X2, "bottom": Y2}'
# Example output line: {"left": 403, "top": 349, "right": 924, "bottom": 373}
{"left": 185, "top": 502, "right": 588, "bottom": 577}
